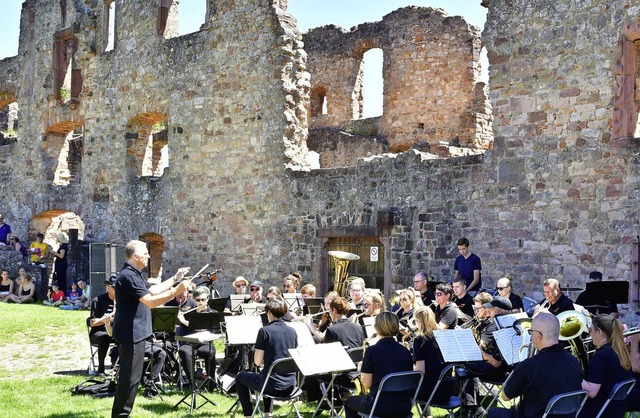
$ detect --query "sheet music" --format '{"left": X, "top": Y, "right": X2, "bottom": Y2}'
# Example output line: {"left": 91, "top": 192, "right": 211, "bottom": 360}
{"left": 288, "top": 342, "right": 356, "bottom": 376}
{"left": 433, "top": 329, "right": 483, "bottom": 362}
{"left": 494, "top": 312, "right": 529, "bottom": 329}
{"left": 287, "top": 321, "right": 316, "bottom": 347}
{"left": 224, "top": 315, "right": 262, "bottom": 345}
{"left": 240, "top": 303, "right": 265, "bottom": 316}
{"left": 283, "top": 293, "right": 302, "bottom": 311}
{"left": 177, "top": 330, "right": 220, "bottom": 343}
{"left": 230, "top": 294, "right": 249, "bottom": 312}
{"left": 362, "top": 316, "right": 376, "bottom": 339}
{"left": 492, "top": 328, "right": 522, "bottom": 366}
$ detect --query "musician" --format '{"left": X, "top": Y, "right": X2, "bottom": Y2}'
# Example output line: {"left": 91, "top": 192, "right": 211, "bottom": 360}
{"left": 575, "top": 271, "right": 619, "bottom": 318}
{"left": 495, "top": 277, "right": 523, "bottom": 313}
{"left": 395, "top": 288, "right": 419, "bottom": 324}
{"left": 344, "top": 312, "right": 413, "bottom": 418}
{"left": 627, "top": 333, "right": 640, "bottom": 413}
{"left": 580, "top": 314, "right": 633, "bottom": 418}
{"left": 412, "top": 306, "right": 452, "bottom": 418}
{"left": 305, "top": 296, "right": 365, "bottom": 402}
{"left": 283, "top": 273, "right": 300, "bottom": 293}
{"left": 534, "top": 278, "right": 574, "bottom": 316}
{"left": 248, "top": 280, "right": 266, "bottom": 303}
{"left": 177, "top": 286, "right": 218, "bottom": 386}
{"left": 226, "top": 276, "right": 249, "bottom": 311}
{"left": 348, "top": 278, "right": 366, "bottom": 310}
{"left": 111, "top": 240, "right": 191, "bottom": 418}
{"left": 454, "top": 237, "right": 482, "bottom": 293}
{"left": 461, "top": 295, "right": 512, "bottom": 418}
{"left": 487, "top": 312, "right": 583, "bottom": 418}
{"left": 413, "top": 271, "right": 435, "bottom": 307}
{"left": 434, "top": 283, "right": 457, "bottom": 330}
{"left": 452, "top": 277, "right": 474, "bottom": 323}
{"left": 89, "top": 276, "right": 117, "bottom": 375}
{"left": 300, "top": 284, "right": 316, "bottom": 315}
{"left": 235, "top": 297, "right": 298, "bottom": 418}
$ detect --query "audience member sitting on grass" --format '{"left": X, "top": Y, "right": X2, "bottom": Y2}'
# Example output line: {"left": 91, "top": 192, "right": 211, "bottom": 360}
{"left": 13, "top": 267, "right": 27, "bottom": 295}
{"left": 43, "top": 281, "right": 65, "bottom": 307}
{"left": 64, "top": 282, "right": 82, "bottom": 303}
{"left": 0, "top": 270, "right": 14, "bottom": 301}
{"left": 75, "top": 279, "right": 91, "bottom": 309}
{"left": 7, "top": 273, "right": 36, "bottom": 303}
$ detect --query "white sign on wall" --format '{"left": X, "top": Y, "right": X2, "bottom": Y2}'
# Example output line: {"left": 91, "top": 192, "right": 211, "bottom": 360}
{"left": 370, "top": 246, "right": 379, "bottom": 262}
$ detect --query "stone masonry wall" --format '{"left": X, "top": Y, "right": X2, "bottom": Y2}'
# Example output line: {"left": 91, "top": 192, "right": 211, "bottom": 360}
{"left": 304, "top": 7, "right": 490, "bottom": 152}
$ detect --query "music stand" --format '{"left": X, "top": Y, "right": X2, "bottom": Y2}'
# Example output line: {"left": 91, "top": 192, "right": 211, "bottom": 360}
{"left": 229, "top": 294, "right": 250, "bottom": 313}
{"left": 173, "top": 312, "right": 223, "bottom": 414}
{"left": 303, "top": 297, "right": 325, "bottom": 317}
{"left": 586, "top": 281, "right": 629, "bottom": 304}
{"left": 283, "top": 292, "right": 303, "bottom": 311}
{"left": 150, "top": 307, "right": 179, "bottom": 397}
{"left": 208, "top": 297, "right": 228, "bottom": 313}
{"left": 240, "top": 303, "right": 265, "bottom": 316}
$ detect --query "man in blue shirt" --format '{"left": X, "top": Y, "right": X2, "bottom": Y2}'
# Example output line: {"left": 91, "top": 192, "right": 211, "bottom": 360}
{"left": 0, "top": 214, "right": 11, "bottom": 245}
{"left": 454, "top": 237, "right": 482, "bottom": 293}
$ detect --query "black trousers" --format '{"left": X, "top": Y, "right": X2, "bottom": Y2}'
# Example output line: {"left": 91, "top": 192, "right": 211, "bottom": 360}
{"left": 112, "top": 339, "right": 145, "bottom": 418}
{"left": 90, "top": 330, "right": 113, "bottom": 372}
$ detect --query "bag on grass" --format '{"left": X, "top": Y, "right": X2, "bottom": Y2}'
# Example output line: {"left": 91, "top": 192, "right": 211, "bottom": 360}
{"left": 71, "top": 378, "right": 116, "bottom": 397}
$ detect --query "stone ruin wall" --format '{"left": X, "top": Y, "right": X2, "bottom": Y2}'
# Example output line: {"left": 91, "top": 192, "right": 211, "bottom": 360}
{"left": 303, "top": 7, "right": 491, "bottom": 156}
{"left": 1, "top": 0, "right": 640, "bottom": 319}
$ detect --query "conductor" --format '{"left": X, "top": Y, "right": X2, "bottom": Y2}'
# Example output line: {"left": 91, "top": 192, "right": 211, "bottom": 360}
{"left": 111, "top": 240, "right": 191, "bottom": 417}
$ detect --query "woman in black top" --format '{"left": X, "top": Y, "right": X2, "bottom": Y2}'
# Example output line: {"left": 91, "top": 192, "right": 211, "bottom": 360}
{"left": 236, "top": 297, "right": 298, "bottom": 417}
{"left": 51, "top": 233, "right": 69, "bottom": 293}
{"left": 344, "top": 312, "right": 413, "bottom": 418}
{"left": 580, "top": 314, "right": 634, "bottom": 418}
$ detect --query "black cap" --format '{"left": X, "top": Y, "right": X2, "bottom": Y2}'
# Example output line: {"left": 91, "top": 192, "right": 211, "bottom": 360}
{"left": 104, "top": 276, "right": 117, "bottom": 286}
{"left": 589, "top": 271, "right": 603, "bottom": 280}
{"left": 483, "top": 296, "right": 512, "bottom": 310}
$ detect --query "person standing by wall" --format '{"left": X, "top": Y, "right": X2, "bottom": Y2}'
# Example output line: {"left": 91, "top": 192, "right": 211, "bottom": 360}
{"left": 111, "top": 240, "right": 191, "bottom": 418}
{"left": 454, "top": 237, "right": 482, "bottom": 293}
{"left": 51, "top": 233, "right": 69, "bottom": 294}
{"left": 0, "top": 214, "right": 11, "bottom": 245}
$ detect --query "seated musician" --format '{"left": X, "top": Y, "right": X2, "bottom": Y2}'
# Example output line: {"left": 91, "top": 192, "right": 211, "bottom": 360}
{"left": 300, "top": 283, "right": 316, "bottom": 315}
{"left": 305, "top": 296, "right": 365, "bottom": 403}
{"left": 88, "top": 276, "right": 116, "bottom": 375}
{"left": 461, "top": 295, "right": 512, "bottom": 418}
{"left": 303, "top": 291, "right": 338, "bottom": 341}
{"left": 261, "top": 286, "right": 293, "bottom": 324}
{"left": 412, "top": 306, "right": 452, "bottom": 418}
{"left": 225, "top": 276, "right": 249, "bottom": 311}
{"left": 487, "top": 312, "right": 583, "bottom": 418}
{"left": 283, "top": 273, "right": 300, "bottom": 294}
{"left": 534, "top": 278, "right": 574, "bottom": 316}
{"left": 413, "top": 271, "right": 435, "bottom": 307}
{"left": 452, "top": 277, "right": 475, "bottom": 323}
{"left": 496, "top": 277, "right": 524, "bottom": 313}
{"left": 235, "top": 297, "right": 298, "bottom": 418}
{"left": 359, "top": 290, "right": 386, "bottom": 328}
{"left": 434, "top": 283, "right": 457, "bottom": 329}
{"left": 395, "top": 288, "right": 420, "bottom": 325}
{"left": 167, "top": 283, "right": 197, "bottom": 336}
{"left": 580, "top": 314, "right": 634, "bottom": 418}
{"left": 627, "top": 333, "right": 640, "bottom": 413}
{"left": 575, "top": 271, "right": 619, "bottom": 318}
{"left": 344, "top": 312, "right": 413, "bottom": 418}
{"left": 248, "top": 280, "right": 266, "bottom": 303}
{"left": 177, "top": 286, "right": 217, "bottom": 384}
{"left": 348, "top": 278, "right": 366, "bottom": 310}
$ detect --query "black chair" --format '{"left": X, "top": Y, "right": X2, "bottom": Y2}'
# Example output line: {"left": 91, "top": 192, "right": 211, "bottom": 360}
{"left": 315, "top": 346, "right": 365, "bottom": 416}
{"left": 251, "top": 357, "right": 303, "bottom": 418}
{"left": 541, "top": 390, "right": 588, "bottom": 418}
{"left": 595, "top": 378, "right": 635, "bottom": 418}
{"left": 417, "top": 363, "right": 461, "bottom": 418}
{"left": 358, "top": 370, "right": 423, "bottom": 418}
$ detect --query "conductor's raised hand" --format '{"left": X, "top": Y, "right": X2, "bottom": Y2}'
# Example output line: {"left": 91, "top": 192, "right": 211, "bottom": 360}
{"left": 175, "top": 267, "right": 190, "bottom": 282}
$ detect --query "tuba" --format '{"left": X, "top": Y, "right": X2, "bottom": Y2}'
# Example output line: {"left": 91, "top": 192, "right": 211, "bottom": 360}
{"left": 328, "top": 251, "right": 360, "bottom": 298}
{"left": 557, "top": 310, "right": 590, "bottom": 371}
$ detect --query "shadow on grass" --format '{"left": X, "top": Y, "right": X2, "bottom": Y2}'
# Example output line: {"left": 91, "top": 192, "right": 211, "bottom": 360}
{"left": 54, "top": 369, "right": 87, "bottom": 376}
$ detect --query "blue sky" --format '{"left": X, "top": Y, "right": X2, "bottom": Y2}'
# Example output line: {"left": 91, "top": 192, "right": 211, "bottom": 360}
{"left": 0, "top": 1, "right": 486, "bottom": 117}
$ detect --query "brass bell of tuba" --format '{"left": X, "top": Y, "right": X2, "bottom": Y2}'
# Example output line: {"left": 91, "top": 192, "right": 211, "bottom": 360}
{"left": 557, "top": 310, "right": 590, "bottom": 371}
{"left": 328, "top": 250, "right": 360, "bottom": 298}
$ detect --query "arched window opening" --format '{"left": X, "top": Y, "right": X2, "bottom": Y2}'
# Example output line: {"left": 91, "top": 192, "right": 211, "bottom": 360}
{"left": 103, "top": 0, "right": 115, "bottom": 52}
{"left": 0, "top": 100, "right": 19, "bottom": 146}
{"left": 310, "top": 86, "right": 328, "bottom": 117}
{"left": 44, "top": 122, "right": 84, "bottom": 186}
{"left": 53, "top": 30, "right": 81, "bottom": 103}
{"left": 360, "top": 48, "right": 383, "bottom": 119}
{"left": 139, "top": 232, "right": 164, "bottom": 279}
{"left": 126, "top": 112, "right": 170, "bottom": 178}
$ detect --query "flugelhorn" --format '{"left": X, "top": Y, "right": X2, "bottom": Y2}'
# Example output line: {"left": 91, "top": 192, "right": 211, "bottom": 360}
{"left": 328, "top": 250, "right": 360, "bottom": 298}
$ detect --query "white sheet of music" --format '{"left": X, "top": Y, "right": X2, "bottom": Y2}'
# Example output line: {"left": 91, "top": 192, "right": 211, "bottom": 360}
{"left": 494, "top": 312, "right": 529, "bottom": 329}
{"left": 492, "top": 328, "right": 522, "bottom": 366}
{"left": 224, "top": 315, "right": 262, "bottom": 345}
{"left": 433, "top": 329, "right": 483, "bottom": 362}
{"left": 240, "top": 303, "right": 265, "bottom": 316}
{"left": 288, "top": 342, "right": 356, "bottom": 376}
{"left": 287, "top": 321, "right": 316, "bottom": 347}
{"left": 177, "top": 331, "right": 220, "bottom": 343}
{"left": 283, "top": 293, "right": 303, "bottom": 310}
{"left": 362, "top": 316, "right": 376, "bottom": 338}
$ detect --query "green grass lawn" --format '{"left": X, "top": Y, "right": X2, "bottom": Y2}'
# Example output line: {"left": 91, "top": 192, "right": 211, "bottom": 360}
{"left": 0, "top": 303, "right": 458, "bottom": 417}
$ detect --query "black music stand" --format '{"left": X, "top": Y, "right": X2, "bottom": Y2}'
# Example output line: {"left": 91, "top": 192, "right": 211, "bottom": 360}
{"left": 150, "top": 307, "right": 179, "bottom": 398}
{"left": 584, "top": 281, "right": 629, "bottom": 314}
{"left": 174, "top": 313, "right": 222, "bottom": 414}
{"left": 303, "top": 297, "right": 325, "bottom": 318}
{"left": 208, "top": 297, "right": 228, "bottom": 313}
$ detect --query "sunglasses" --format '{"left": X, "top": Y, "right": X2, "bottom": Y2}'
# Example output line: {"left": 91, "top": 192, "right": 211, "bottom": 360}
{"left": 435, "top": 292, "right": 444, "bottom": 296}
{"left": 250, "top": 287, "right": 260, "bottom": 291}
{"left": 362, "top": 303, "right": 371, "bottom": 308}
{"left": 496, "top": 287, "right": 506, "bottom": 291}
{"left": 527, "top": 329, "right": 543, "bottom": 337}
{"left": 195, "top": 297, "right": 207, "bottom": 302}
{"left": 400, "top": 297, "right": 409, "bottom": 302}
{"left": 236, "top": 284, "right": 247, "bottom": 288}
{"left": 285, "top": 283, "right": 293, "bottom": 288}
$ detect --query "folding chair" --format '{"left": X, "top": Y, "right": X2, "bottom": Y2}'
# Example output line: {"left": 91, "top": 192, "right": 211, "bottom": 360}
{"left": 87, "top": 321, "right": 117, "bottom": 375}
{"left": 541, "top": 390, "right": 588, "bottom": 418}
{"left": 316, "top": 346, "right": 365, "bottom": 415}
{"left": 478, "top": 370, "right": 513, "bottom": 413}
{"left": 595, "top": 378, "right": 635, "bottom": 418}
{"left": 417, "top": 363, "right": 461, "bottom": 418}
{"left": 358, "top": 370, "right": 423, "bottom": 418}
{"left": 251, "top": 357, "right": 304, "bottom": 418}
